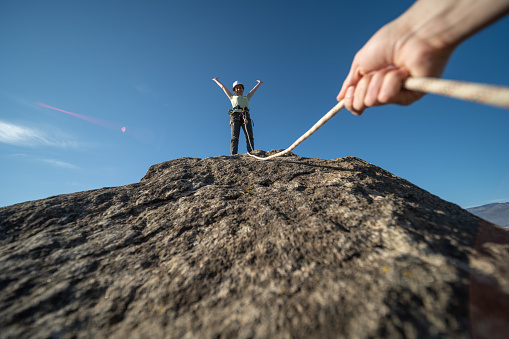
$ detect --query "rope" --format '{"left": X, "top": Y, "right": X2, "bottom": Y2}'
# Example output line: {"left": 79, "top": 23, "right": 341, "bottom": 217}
{"left": 248, "top": 77, "right": 509, "bottom": 161}
{"left": 247, "top": 100, "right": 345, "bottom": 160}
{"left": 242, "top": 112, "right": 255, "bottom": 153}
{"left": 404, "top": 77, "right": 509, "bottom": 109}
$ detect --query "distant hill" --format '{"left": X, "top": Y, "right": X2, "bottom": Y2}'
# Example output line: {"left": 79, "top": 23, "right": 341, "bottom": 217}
{"left": 467, "top": 202, "right": 509, "bottom": 229}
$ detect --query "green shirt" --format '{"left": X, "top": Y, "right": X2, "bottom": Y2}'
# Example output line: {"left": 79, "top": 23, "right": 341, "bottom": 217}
{"left": 230, "top": 95, "right": 250, "bottom": 113}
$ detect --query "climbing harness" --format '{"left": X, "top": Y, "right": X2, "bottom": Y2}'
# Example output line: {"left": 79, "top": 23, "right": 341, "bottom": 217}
{"left": 229, "top": 105, "right": 249, "bottom": 115}
{"left": 229, "top": 106, "right": 255, "bottom": 153}
{"left": 229, "top": 106, "right": 254, "bottom": 126}
{"left": 248, "top": 77, "right": 509, "bottom": 161}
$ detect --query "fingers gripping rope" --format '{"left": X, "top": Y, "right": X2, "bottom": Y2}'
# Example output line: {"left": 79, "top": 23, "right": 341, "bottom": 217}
{"left": 248, "top": 77, "right": 509, "bottom": 161}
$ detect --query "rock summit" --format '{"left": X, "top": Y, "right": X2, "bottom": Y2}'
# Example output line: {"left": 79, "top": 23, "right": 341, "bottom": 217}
{"left": 1, "top": 151, "right": 508, "bottom": 338}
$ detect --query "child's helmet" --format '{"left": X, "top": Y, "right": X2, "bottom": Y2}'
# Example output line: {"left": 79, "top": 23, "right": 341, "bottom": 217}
{"left": 232, "top": 81, "right": 244, "bottom": 90}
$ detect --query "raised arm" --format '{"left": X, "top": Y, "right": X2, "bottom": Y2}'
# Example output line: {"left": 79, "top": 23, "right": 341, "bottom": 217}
{"left": 247, "top": 80, "right": 263, "bottom": 100}
{"left": 212, "top": 77, "right": 233, "bottom": 99}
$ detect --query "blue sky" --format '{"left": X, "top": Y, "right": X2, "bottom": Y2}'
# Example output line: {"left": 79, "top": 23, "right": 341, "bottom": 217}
{"left": 1, "top": 0, "right": 508, "bottom": 209}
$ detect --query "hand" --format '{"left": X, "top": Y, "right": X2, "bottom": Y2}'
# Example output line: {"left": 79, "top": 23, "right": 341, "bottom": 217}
{"left": 337, "top": 14, "right": 454, "bottom": 115}
{"left": 257, "top": 80, "right": 263, "bottom": 84}
{"left": 212, "top": 77, "right": 219, "bottom": 81}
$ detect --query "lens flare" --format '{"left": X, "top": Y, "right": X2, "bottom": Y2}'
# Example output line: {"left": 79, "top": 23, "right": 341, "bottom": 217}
{"left": 37, "top": 102, "right": 126, "bottom": 132}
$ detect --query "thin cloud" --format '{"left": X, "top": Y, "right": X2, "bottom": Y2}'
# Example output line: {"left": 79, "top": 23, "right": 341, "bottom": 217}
{"left": 39, "top": 158, "right": 78, "bottom": 169}
{"left": 0, "top": 120, "right": 79, "bottom": 148}
{"left": 0, "top": 90, "right": 38, "bottom": 110}
{"left": 7, "top": 153, "right": 78, "bottom": 170}
{"left": 134, "top": 82, "right": 155, "bottom": 96}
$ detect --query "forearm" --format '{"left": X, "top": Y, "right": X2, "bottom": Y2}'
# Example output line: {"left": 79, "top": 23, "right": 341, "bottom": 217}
{"left": 248, "top": 81, "right": 263, "bottom": 99}
{"left": 399, "top": 0, "right": 509, "bottom": 50}
{"left": 213, "top": 78, "right": 232, "bottom": 98}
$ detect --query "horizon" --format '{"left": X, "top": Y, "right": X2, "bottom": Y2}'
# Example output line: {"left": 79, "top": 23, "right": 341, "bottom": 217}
{"left": 1, "top": 0, "right": 508, "bottom": 209}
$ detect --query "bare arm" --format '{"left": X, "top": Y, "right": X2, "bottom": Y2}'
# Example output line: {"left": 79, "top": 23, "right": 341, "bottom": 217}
{"left": 337, "top": 0, "right": 509, "bottom": 115}
{"left": 247, "top": 80, "right": 263, "bottom": 100}
{"left": 212, "top": 77, "right": 233, "bottom": 99}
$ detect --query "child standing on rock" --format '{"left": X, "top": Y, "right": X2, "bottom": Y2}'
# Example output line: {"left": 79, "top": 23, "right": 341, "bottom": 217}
{"left": 213, "top": 77, "right": 263, "bottom": 155}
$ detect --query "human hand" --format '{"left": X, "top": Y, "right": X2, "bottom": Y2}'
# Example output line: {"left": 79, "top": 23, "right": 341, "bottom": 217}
{"left": 212, "top": 77, "right": 220, "bottom": 81}
{"left": 257, "top": 80, "right": 263, "bottom": 84}
{"left": 337, "top": 18, "right": 455, "bottom": 115}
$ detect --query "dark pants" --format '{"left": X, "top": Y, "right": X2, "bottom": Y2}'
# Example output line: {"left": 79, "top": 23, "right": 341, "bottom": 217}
{"left": 230, "top": 113, "right": 254, "bottom": 155}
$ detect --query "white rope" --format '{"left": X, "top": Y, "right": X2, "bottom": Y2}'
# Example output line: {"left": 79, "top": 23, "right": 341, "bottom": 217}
{"left": 247, "top": 100, "right": 345, "bottom": 161}
{"left": 403, "top": 77, "right": 509, "bottom": 109}
{"left": 248, "top": 77, "right": 509, "bottom": 161}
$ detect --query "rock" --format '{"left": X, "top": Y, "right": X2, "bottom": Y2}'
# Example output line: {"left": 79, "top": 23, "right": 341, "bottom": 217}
{"left": 1, "top": 151, "right": 508, "bottom": 339}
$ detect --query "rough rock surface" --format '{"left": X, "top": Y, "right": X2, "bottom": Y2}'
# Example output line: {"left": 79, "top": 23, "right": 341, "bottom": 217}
{"left": 1, "top": 151, "right": 509, "bottom": 339}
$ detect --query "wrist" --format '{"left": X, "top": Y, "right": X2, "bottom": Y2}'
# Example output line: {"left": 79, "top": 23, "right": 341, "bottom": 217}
{"left": 397, "top": 1, "right": 457, "bottom": 51}
{"left": 400, "top": 0, "right": 509, "bottom": 50}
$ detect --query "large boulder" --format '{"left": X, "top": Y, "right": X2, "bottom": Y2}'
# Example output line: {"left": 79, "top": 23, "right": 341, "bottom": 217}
{"left": 1, "top": 151, "right": 508, "bottom": 338}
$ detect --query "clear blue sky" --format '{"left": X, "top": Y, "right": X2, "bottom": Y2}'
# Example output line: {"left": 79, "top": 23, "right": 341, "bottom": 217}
{"left": 1, "top": 0, "right": 508, "bottom": 209}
